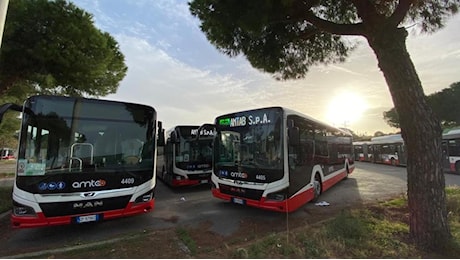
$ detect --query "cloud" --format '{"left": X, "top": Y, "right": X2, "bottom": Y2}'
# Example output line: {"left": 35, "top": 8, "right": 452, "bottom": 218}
{"left": 106, "top": 35, "right": 262, "bottom": 129}
{"left": 72, "top": 0, "right": 460, "bottom": 135}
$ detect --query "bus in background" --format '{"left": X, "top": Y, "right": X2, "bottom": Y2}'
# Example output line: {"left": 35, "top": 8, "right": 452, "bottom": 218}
{"left": 0, "top": 95, "right": 163, "bottom": 228}
{"left": 370, "top": 134, "right": 407, "bottom": 166}
{"left": 157, "top": 124, "right": 215, "bottom": 187}
{"left": 352, "top": 141, "right": 373, "bottom": 162}
{"left": 0, "top": 147, "right": 15, "bottom": 160}
{"left": 442, "top": 128, "right": 460, "bottom": 174}
{"left": 211, "top": 107, "right": 354, "bottom": 213}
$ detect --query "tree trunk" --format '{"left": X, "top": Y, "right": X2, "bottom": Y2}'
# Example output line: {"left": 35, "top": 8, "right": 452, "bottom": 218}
{"left": 366, "top": 26, "right": 450, "bottom": 250}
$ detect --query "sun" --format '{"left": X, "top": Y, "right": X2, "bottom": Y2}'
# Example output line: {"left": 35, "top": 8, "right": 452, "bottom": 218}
{"left": 326, "top": 92, "right": 368, "bottom": 128}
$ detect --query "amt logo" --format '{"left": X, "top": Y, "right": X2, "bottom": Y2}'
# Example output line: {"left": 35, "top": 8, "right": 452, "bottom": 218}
{"left": 72, "top": 179, "right": 107, "bottom": 189}
{"left": 230, "top": 172, "right": 248, "bottom": 179}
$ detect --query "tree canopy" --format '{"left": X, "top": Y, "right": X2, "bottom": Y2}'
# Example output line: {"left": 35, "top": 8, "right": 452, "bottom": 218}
{"left": 189, "top": 0, "right": 458, "bottom": 80}
{"left": 189, "top": 0, "right": 460, "bottom": 250}
{"left": 384, "top": 82, "right": 460, "bottom": 129}
{"left": 0, "top": 0, "right": 127, "bottom": 97}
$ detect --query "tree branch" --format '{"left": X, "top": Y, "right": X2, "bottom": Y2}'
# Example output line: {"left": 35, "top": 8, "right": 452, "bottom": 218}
{"left": 388, "top": 0, "right": 413, "bottom": 27}
{"left": 304, "top": 11, "right": 365, "bottom": 36}
{"left": 350, "top": 0, "right": 380, "bottom": 23}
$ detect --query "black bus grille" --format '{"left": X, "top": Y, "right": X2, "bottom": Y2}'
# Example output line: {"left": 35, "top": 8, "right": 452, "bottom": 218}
{"left": 39, "top": 195, "right": 131, "bottom": 217}
{"left": 219, "top": 184, "right": 264, "bottom": 200}
{"left": 188, "top": 173, "right": 211, "bottom": 180}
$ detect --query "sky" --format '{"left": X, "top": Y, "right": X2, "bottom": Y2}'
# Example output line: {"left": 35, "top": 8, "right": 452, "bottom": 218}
{"left": 70, "top": 0, "right": 460, "bottom": 136}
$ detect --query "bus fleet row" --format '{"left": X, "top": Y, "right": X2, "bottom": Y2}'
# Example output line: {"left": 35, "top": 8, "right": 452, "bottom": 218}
{"left": 353, "top": 130, "right": 460, "bottom": 174}
{"left": 0, "top": 95, "right": 355, "bottom": 228}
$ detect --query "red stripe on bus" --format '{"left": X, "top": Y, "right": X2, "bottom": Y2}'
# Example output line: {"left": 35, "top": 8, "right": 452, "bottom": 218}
{"left": 11, "top": 200, "right": 154, "bottom": 229}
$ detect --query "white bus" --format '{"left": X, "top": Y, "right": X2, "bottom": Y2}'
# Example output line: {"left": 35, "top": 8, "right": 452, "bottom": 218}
{"left": 370, "top": 134, "right": 407, "bottom": 166}
{"left": 352, "top": 141, "right": 372, "bottom": 162}
{"left": 0, "top": 147, "right": 15, "bottom": 160}
{"left": 157, "top": 124, "right": 214, "bottom": 187}
{"left": 211, "top": 107, "right": 354, "bottom": 212}
{"left": 442, "top": 128, "right": 460, "bottom": 174}
{"left": 0, "top": 95, "right": 163, "bottom": 228}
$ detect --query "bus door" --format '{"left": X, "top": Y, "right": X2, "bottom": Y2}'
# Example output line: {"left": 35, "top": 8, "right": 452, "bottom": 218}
{"left": 287, "top": 118, "right": 315, "bottom": 197}
{"left": 442, "top": 141, "right": 451, "bottom": 172}
{"left": 396, "top": 144, "right": 407, "bottom": 166}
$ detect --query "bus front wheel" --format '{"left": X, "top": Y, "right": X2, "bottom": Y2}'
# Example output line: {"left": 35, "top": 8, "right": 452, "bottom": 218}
{"left": 312, "top": 174, "right": 322, "bottom": 202}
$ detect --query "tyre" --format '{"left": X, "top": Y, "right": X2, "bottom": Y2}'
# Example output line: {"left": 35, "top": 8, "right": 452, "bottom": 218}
{"left": 312, "top": 174, "right": 322, "bottom": 202}
{"left": 391, "top": 158, "right": 396, "bottom": 166}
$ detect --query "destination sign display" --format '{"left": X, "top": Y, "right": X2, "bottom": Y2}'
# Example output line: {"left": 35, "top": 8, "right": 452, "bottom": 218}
{"left": 218, "top": 111, "right": 276, "bottom": 128}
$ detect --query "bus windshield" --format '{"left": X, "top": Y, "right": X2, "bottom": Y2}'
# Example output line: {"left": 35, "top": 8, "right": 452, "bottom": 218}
{"left": 174, "top": 126, "right": 213, "bottom": 171}
{"left": 16, "top": 96, "right": 155, "bottom": 188}
{"left": 214, "top": 108, "right": 283, "bottom": 171}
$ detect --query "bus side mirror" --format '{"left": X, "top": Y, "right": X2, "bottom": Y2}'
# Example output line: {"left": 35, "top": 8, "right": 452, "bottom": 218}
{"left": 170, "top": 131, "right": 178, "bottom": 143}
{"left": 157, "top": 121, "right": 165, "bottom": 146}
{"left": 0, "top": 103, "right": 23, "bottom": 124}
{"left": 288, "top": 127, "right": 300, "bottom": 146}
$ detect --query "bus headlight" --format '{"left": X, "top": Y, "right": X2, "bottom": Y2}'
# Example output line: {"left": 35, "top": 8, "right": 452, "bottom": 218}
{"left": 174, "top": 174, "right": 185, "bottom": 181}
{"left": 13, "top": 201, "right": 37, "bottom": 217}
{"left": 266, "top": 189, "right": 288, "bottom": 201}
{"left": 135, "top": 189, "right": 154, "bottom": 203}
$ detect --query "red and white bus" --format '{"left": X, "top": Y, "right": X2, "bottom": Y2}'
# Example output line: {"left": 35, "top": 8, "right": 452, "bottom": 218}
{"left": 157, "top": 124, "right": 214, "bottom": 187}
{"left": 442, "top": 128, "right": 460, "bottom": 174}
{"left": 0, "top": 147, "right": 15, "bottom": 160}
{"left": 211, "top": 107, "right": 354, "bottom": 212}
{"left": 352, "top": 141, "right": 372, "bottom": 162}
{"left": 0, "top": 95, "right": 163, "bottom": 228}
{"left": 370, "top": 134, "right": 407, "bottom": 166}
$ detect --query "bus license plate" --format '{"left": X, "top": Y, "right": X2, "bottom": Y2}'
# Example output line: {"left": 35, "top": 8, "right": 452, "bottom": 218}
{"left": 200, "top": 179, "right": 208, "bottom": 184}
{"left": 76, "top": 214, "right": 100, "bottom": 223}
{"left": 232, "top": 197, "right": 245, "bottom": 205}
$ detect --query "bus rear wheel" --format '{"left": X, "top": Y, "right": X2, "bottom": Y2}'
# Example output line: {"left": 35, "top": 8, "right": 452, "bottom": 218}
{"left": 312, "top": 174, "right": 322, "bottom": 202}
{"left": 455, "top": 161, "right": 460, "bottom": 174}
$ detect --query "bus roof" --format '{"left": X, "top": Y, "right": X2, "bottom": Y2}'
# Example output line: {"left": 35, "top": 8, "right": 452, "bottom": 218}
{"left": 371, "top": 134, "right": 403, "bottom": 144}
{"left": 443, "top": 128, "right": 460, "bottom": 139}
{"left": 352, "top": 141, "right": 371, "bottom": 145}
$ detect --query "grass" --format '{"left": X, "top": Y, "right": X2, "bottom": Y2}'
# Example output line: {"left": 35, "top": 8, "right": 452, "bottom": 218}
{"left": 0, "top": 159, "right": 16, "bottom": 178}
{"left": 225, "top": 189, "right": 460, "bottom": 258}
{"left": 0, "top": 172, "right": 15, "bottom": 178}
{"left": 0, "top": 160, "right": 16, "bottom": 165}
{"left": 25, "top": 186, "right": 460, "bottom": 259}
{"left": 176, "top": 227, "right": 197, "bottom": 255}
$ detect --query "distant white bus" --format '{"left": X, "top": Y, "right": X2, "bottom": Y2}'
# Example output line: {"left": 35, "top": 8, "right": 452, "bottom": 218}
{"left": 0, "top": 147, "right": 15, "bottom": 160}
{"left": 370, "top": 134, "right": 407, "bottom": 166}
{"left": 157, "top": 124, "right": 214, "bottom": 187}
{"left": 442, "top": 128, "right": 460, "bottom": 174}
{"left": 352, "top": 141, "right": 372, "bottom": 162}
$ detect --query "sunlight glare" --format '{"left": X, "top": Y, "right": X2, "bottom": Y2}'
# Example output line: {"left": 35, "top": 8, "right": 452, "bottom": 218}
{"left": 326, "top": 92, "right": 368, "bottom": 128}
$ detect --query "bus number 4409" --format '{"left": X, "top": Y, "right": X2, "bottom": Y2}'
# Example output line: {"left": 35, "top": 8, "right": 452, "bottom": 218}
{"left": 121, "top": 178, "right": 135, "bottom": 184}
